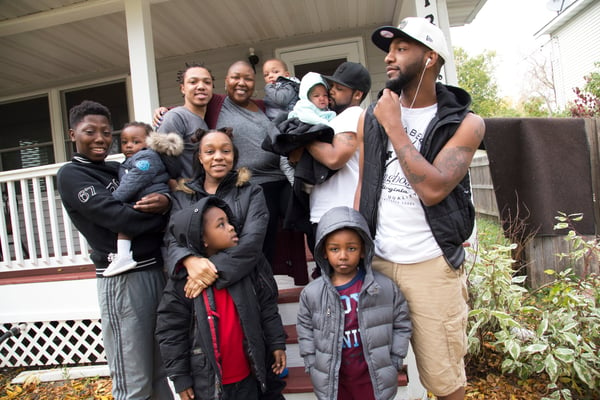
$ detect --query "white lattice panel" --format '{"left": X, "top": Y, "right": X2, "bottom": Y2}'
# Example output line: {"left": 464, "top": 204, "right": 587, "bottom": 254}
{"left": 0, "top": 319, "right": 106, "bottom": 368}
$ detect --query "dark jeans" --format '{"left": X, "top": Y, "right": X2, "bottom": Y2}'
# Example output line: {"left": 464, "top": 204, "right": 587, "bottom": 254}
{"left": 261, "top": 353, "right": 286, "bottom": 400}
{"left": 307, "top": 222, "right": 321, "bottom": 279}
{"left": 306, "top": 222, "right": 318, "bottom": 256}
{"left": 260, "top": 180, "right": 291, "bottom": 264}
{"left": 223, "top": 374, "right": 259, "bottom": 400}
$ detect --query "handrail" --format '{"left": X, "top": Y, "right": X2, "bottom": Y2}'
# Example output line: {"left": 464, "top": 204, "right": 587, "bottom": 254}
{"left": 0, "top": 155, "right": 123, "bottom": 273}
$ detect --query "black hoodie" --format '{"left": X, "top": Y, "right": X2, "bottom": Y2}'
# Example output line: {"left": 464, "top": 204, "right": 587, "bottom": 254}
{"left": 57, "top": 153, "right": 167, "bottom": 275}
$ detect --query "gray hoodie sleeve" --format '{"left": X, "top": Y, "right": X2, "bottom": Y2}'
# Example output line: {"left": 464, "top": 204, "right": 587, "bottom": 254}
{"left": 390, "top": 280, "right": 412, "bottom": 369}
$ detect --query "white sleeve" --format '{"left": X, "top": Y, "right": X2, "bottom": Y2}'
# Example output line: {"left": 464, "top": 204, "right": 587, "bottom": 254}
{"left": 329, "top": 106, "right": 363, "bottom": 135}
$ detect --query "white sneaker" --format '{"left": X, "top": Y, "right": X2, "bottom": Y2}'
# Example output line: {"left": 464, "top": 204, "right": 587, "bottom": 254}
{"left": 103, "top": 252, "right": 138, "bottom": 277}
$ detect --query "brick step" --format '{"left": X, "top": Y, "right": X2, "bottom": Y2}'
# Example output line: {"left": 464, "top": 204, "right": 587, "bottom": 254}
{"left": 277, "top": 286, "right": 303, "bottom": 304}
{"left": 277, "top": 284, "right": 409, "bottom": 394}
{"left": 284, "top": 324, "right": 298, "bottom": 344}
{"left": 282, "top": 366, "right": 312, "bottom": 394}
{"left": 282, "top": 365, "right": 408, "bottom": 394}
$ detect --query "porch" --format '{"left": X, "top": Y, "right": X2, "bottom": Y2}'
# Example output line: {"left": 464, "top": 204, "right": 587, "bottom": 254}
{"left": 0, "top": 160, "right": 108, "bottom": 369}
{"left": 0, "top": 155, "right": 423, "bottom": 398}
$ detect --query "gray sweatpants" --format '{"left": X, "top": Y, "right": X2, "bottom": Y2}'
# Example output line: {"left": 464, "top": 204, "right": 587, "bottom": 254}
{"left": 97, "top": 267, "right": 174, "bottom": 400}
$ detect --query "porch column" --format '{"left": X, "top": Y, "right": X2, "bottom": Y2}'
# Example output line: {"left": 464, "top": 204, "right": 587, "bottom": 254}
{"left": 124, "top": 0, "right": 158, "bottom": 124}
{"left": 435, "top": 0, "right": 458, "bottom": 85}
{"left": 399, "top": 0, "right": 458, "bottom": 86}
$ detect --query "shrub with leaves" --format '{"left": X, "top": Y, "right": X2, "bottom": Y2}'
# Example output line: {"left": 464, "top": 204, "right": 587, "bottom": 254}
{"left": 466, "top": 215, "right": 599, "bottom": 399}
{"left": 569, "top": 62, "right": 600, "bottom": 117}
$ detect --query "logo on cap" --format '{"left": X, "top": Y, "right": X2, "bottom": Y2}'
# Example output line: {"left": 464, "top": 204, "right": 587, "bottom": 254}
{"left": 380, "top": 30, "right": 394, "bottom": 39}
{"left": 425, "top": 35, "right": 433, "bottom": 44}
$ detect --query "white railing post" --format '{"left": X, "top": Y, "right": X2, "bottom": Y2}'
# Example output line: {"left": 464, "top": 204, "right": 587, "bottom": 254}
{"left": 61, "top": 202, "right": 77, "bottom": 262}
{"left": 6, "top": 182, "right": 24, "bottom": 265}
{"left": 45, "top": 177, "right": 63, "bottom": 264}
{"left": 0, "top": 185, "right": 11, "bottom": 263}
{"left": 20, "top": 179, "right": 38, "bottom": 266}
{"left": 32, "top": 178, "right": 49, "bottom": 264}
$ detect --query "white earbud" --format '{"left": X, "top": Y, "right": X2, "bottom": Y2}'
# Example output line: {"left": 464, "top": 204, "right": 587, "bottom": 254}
{"left": 425, "top": 57, "right": 432, "bottom": 66}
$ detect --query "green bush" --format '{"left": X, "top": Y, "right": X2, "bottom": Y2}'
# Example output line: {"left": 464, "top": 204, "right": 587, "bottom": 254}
{"left": 466, "top": 215, "right": 599, "bottom": 399}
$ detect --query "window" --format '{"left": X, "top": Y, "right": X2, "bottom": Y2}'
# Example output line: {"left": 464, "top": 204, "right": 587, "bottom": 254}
{"left": 276, "top": 37, "right": 371, "bottom": 104}
{"left": 294, "top": 58, "right": 346, "bottom": 81}
{"left": 0, "top": 96, "right": 53, "bottom": 172}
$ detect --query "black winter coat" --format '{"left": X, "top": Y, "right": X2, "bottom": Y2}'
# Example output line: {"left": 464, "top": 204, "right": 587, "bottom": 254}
{"left": 164, "top": 168, "right": 269, "bottom": 289}
{"left": 156, "top": 196, "right": 285, "bottom": 398}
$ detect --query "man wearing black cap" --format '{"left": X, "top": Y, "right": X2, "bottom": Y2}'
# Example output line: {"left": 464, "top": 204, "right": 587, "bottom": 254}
{"left": 302, "top": 61, "right": 371, "bottom": 251}
{"left": 355, "top": 17, "right": 485, "bottom": 400}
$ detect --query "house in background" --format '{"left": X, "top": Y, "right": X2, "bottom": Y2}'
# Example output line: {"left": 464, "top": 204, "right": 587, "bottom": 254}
{"left": 0, "top": 0, "right": 489, "bottom": 173}
{"left": 0, "top": 0, "right": 487, "bottom": 396}
{"left": 536, "top": 0, "right": 600, "bottom": 109}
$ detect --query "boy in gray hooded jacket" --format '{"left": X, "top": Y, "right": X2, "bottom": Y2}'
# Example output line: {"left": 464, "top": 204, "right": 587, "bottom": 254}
{"left": 296, "top": 206, "right": 412, "bottom": 400}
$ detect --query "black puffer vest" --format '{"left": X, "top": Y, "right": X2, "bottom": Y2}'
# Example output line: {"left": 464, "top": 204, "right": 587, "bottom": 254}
{"left": 359, "top": 83, "right": 475, "bottom": 269}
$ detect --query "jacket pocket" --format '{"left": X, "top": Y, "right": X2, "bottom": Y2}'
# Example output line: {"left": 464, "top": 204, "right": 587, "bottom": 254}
{"left": 190, "top": 347, "right": 215, "bottom": 395}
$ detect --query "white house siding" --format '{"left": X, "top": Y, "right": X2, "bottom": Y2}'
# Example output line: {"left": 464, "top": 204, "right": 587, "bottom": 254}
{"left": 550, "top": 1, "right": 600, "bottom": 109}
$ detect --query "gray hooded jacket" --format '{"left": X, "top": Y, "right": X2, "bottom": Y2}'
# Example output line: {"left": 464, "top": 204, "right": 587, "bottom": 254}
{"left": 296, "top": 206, "right": 412, "bottom": 400}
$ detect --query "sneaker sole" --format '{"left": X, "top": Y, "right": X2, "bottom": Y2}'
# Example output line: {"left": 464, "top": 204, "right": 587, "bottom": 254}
{"left": 102, "top": 262, "right": 138, "bottom": 277}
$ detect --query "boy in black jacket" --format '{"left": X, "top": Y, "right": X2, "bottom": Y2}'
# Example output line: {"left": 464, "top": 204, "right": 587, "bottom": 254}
{"left": 57, "top": 100, "right": 174, "bottom": 400}
{"left": 156, "top": 196, "right": 286, "bottom": 400}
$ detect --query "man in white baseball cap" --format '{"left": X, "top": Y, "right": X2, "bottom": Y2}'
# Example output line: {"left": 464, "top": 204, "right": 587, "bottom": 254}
{"left": 372, "top": 16, "right": 450, "bottom": 63}
{"left": 355, "top": 16, "right": 485, "bottom": 400}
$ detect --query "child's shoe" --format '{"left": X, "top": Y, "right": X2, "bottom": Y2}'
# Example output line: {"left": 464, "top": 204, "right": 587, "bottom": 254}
{"left": 103, "top": 252, "right": 137, "bottom": 277}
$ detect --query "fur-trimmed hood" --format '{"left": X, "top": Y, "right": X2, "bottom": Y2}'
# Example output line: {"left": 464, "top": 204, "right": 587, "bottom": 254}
{"left": 176, "top": 167, "right": 252, "bottom": 195}
{"left": 233, "top": 167, "right": 252, "bottom": 187}
{"left": 146, "top": 132, "right": 184, "bottom": 157}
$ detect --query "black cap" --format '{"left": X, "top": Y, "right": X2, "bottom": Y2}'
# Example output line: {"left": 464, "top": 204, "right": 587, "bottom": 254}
{"left": 322, "top": 62, "right": 371, "bottom": 94}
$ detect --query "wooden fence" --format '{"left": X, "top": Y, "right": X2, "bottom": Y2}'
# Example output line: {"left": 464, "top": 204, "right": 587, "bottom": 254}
{"left": 470, "top": 118, "right": 600, "bottom": 288}
{"left": 470, "top": 151, "right": 499, "bottom": 220}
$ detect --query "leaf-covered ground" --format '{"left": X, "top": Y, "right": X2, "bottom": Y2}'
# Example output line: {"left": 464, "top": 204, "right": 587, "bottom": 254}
{"left": 464, "top": 346, "right": 552, "bottom": 399}
{"left": 2, "top": 343, "right": 595, "bottom": 400}
{"left": 0, "top": 367, "right": 113, "bottom": 399}
{"left": 0, "top": 353, "right": 561, "bottom": 400}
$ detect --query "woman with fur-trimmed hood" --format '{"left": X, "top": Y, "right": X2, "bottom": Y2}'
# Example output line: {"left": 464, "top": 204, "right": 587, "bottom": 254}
{"left": 162, "top": 127, "right": 287, "bottom": 398}
{"left": 165, "top": 127, "right": 269, "bottom": 287}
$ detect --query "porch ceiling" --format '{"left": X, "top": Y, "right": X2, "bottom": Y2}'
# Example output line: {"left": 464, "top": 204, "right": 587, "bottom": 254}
{"left": 0, "top": 0, "right": 486, "bottom": 97}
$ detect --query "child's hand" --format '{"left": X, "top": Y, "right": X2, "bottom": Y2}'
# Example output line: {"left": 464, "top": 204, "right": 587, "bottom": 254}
{"left": 288, "top": 147, "right": 304, "bottom": 166}
{"left": 133, "top": 193, "right": 170, "bottom": 214}
{"left": 178, "top": 387, "right": 195, "bottom": 400}
{"left": 271, "top": 349, "right": 287, "bottom": 375}
{"left": 183, "top": 256, "right": 218, "bottom": 298}
{"left": 152, "top": 106, "right": 169, "bottom": 129}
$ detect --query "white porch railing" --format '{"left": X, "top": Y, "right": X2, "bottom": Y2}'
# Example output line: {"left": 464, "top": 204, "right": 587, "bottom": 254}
{"left": 0, "top": 155, "right": 123, "bottom": 273}
{"left": 0, "top": 162, "right": 91, "bottom": 272}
